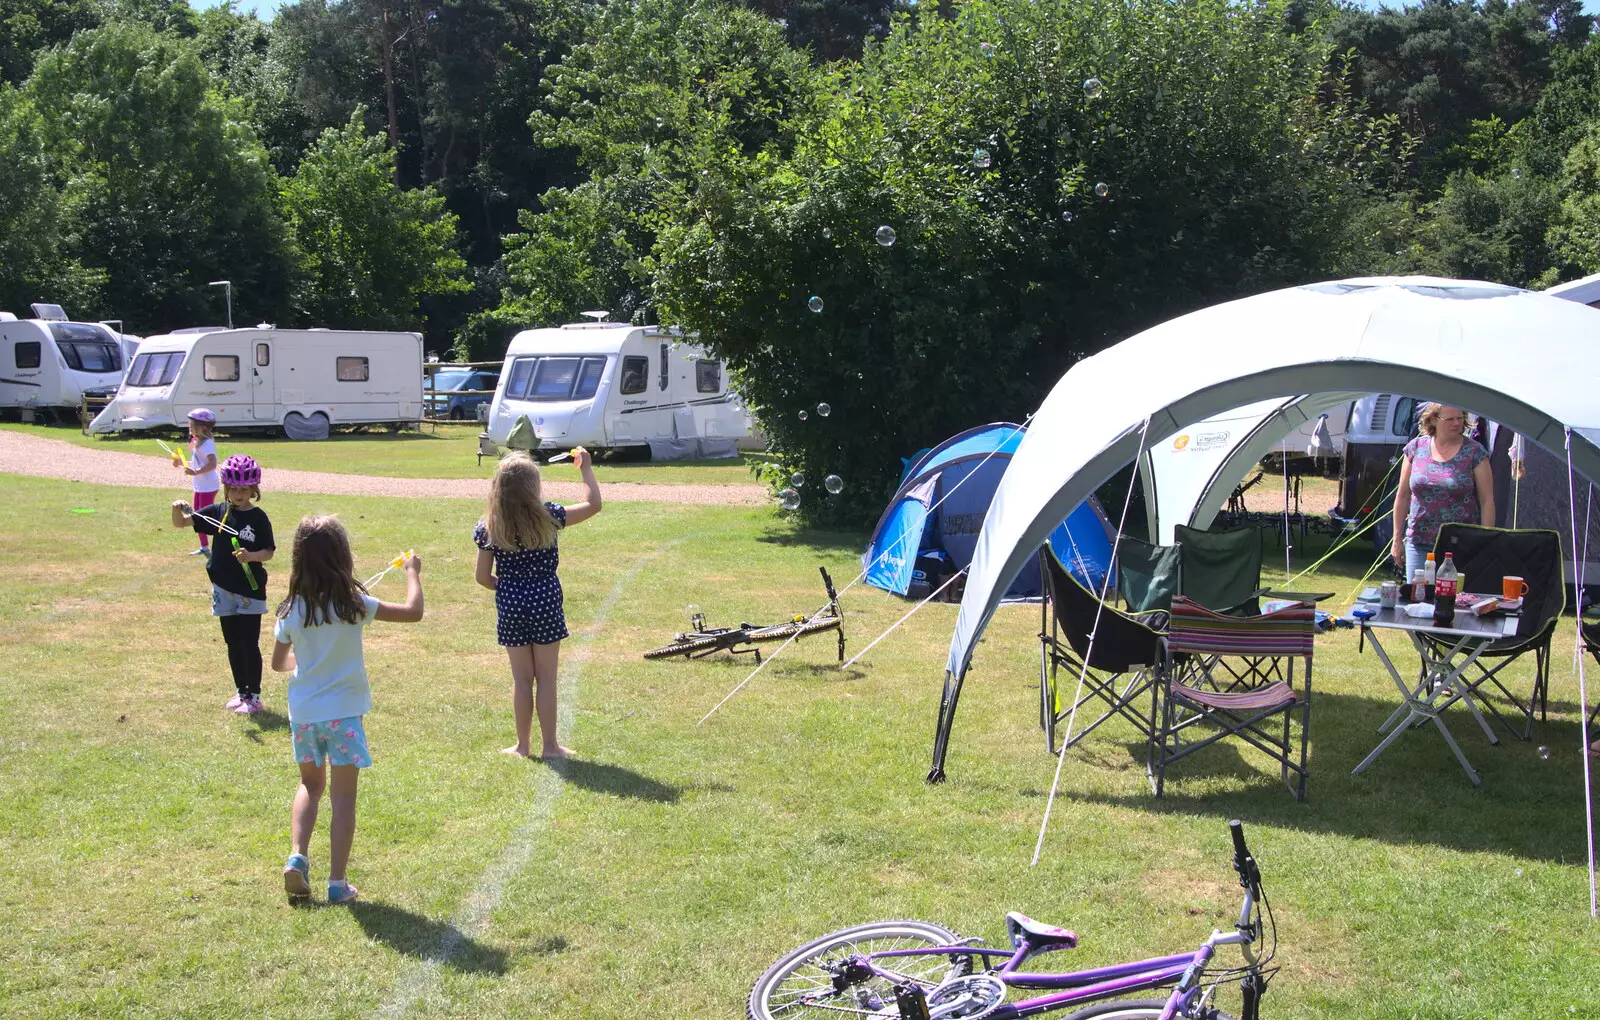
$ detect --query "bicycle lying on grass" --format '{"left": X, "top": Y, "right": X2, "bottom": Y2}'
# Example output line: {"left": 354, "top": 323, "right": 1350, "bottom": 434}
{"left": 747, "top": 820, "right": 1275, "bottom": 1020}
{"left": 643, "top": 567, "right": 846, "bottom": 663}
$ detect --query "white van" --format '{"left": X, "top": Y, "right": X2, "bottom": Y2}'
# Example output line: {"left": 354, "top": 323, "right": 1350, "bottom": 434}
{"left": 90, "top": 326, "right": 423, "bottom": 436}
{"left": 484, "top": 321, "right": 750, "bottom": 457}
{"left": 0, "top": 305, "right": 130, "bottom": 418}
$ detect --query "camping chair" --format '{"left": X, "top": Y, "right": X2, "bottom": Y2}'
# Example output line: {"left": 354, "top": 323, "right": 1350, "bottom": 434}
{"left": 1116, "top": 536, "right": 1182, "bottom": 614}
{"left": 1425, "top": 524, "right": 1566, "bottom": 741}
{"left": 1173, "top": 523, "right": 1266, "bottom": 616}
{"left": 1038, "top": 548, "right": 1166, "bottom": 755}
{"left": 1149, "top": 596, "right": 1315, "bottom": 801}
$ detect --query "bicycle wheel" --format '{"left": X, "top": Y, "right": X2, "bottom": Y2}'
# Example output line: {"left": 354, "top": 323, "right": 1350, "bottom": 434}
{"left": 747, "top": 919, "right": 970, "bottom": 1020}
{"left": 642, "top": 632, "right": 730, "bottom": 659}
{"left": 1060, "top": 997, "right": 1238, "bottom": 1020}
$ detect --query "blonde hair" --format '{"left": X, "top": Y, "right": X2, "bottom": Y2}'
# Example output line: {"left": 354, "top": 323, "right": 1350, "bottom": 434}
{"left": 276, "top": 515, "right": 369, "bottom": 625}
{"left": 1418, "top": 403, "right": 1472, "bottom": 438}
{"left": 485, "top": 453, "right": 558, "bottom": 550}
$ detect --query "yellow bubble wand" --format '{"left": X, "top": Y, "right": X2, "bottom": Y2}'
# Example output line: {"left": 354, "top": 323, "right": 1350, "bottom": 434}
{"left": 156, "top": 438, "right": 184, "bottom": 468}
{"left": 364, "top": 550, "right": 416, "bottom": 589}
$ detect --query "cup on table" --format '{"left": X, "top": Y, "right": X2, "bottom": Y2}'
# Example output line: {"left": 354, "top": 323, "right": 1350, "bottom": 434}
{"left": 1502, "top": 576, "right": 1529, "bottom": 600}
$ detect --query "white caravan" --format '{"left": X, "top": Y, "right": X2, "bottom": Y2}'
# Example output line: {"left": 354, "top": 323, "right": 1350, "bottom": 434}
{"left": 484, "top": 321, "right": 750, "bottom": 457}
{"left": 90, "top": 326, "right": 423, "bottom": 436}
{"left": 0, "top": 304, "right": 130, "bottom": 418}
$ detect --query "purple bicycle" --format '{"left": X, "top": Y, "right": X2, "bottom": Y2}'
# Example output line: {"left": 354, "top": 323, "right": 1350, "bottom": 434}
{"left": 746, "top": 821, "right": 1275, "bottom": 1020}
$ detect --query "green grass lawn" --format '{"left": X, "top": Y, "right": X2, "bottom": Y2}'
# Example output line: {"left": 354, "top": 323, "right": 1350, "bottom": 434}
{"left": 0, "top": 421, "right": 770, "bottom": 485}
{"left": 1, "top": 474, "right": 1597, "bottom": 1018}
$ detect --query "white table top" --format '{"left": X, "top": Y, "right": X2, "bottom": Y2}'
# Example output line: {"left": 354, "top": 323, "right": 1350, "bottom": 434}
{"left": 1354, "top": 605, "right": 1519, "bottom": 639}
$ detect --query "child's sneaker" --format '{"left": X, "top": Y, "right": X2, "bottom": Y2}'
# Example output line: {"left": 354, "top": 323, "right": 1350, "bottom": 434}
{"left": 190, "top": 547, "right": 208, "bottom": 556}
{"left": 283, "top": 854, "right": 311, "bottom": 897}
{"left": 224, "top": 694, "right": 244, "bottom": 710}
{"left": 244, "top": 696, "right": 265, "bottom": 715}
{"left": 326, "top": 881, "right": 359, "bottom": 905}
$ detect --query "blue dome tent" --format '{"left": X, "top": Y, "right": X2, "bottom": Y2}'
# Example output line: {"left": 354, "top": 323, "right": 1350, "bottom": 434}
{"left": 863, "top": 423, "right": 1116, "bottom": 600}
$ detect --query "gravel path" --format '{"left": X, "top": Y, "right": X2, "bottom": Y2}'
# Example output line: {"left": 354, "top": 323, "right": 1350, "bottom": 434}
{"left": 0, "top": 430, "right": 769, "bottom": 505}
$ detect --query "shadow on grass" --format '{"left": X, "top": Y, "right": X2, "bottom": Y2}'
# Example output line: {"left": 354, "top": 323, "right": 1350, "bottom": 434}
{"left": 346, "top": 900, "right": 510, "bottom": 974}
{"left": 546, "top": 757, "right": 682, "bottom": 803}
{"left": 247, "top": 708, "right": 290, "bottom": 733}
{"left": 1043, "top": 690, "right": 1594, "bottom": 863}
{"left": 755, "top": 527, "right": 868, "bottom": 555}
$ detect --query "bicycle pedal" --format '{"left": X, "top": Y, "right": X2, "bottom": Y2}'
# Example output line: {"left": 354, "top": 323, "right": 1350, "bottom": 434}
{"left": 892, "top": 983, "right": 931, "bottom": 1020}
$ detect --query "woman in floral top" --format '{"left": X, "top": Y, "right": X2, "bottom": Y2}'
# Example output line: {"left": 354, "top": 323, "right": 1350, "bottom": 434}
{"left": 1390, "top": 403, "right": 1495, "bottom": 579}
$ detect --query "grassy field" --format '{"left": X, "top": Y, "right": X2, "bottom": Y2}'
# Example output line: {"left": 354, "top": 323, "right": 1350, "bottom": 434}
{"left": 1, "top": 474, "right": 1597, "bottom": 1018}
{"left": 0, "top": 421, "right": 770, "bottom": 485}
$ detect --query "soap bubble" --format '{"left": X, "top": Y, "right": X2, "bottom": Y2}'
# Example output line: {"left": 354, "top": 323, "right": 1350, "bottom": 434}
{"left": 821, "top": 227, "right": 832, "bottom": 239}
{"left": 1511, "top": 168, "right": 1522, "bottom": 180}
{"left": 1515, "top": 867, "right": 1525, "bottom": 877}
{"left": 1083, "top": 77, "right": 1104, "bottom": 99}
{"left": 1094, "top": 182, "right": 1110, "bottom": 198}
{"left": 875, "top": 225, "right": 897, "bottom": 247}
{"left": 980, "top": 41, "right": 995, "bottom": 58}
{"left": 816, "top": 402, "right": 831, "bottom": 417}
{"left": 972, "top": 148, "right": 992, "bottom": 168}
{"left": 1061, "top": 210, "right": 1075, "bottom": 223}
{"left": 778, "top": 488, "right": 801, "bottom": 510}
{"left": 686, "top": 603, "right": 701, "bottom": 618}
{"left": 798, "top": 409, "right": 809, "bottom": 421}
{"left": 791, "top": 471, "right": 805, "bottom": 488}
{"left": 824, "top": 474, "right": 844, "bottom": 494}
{"left": 808, "top": 295, "right": 824, "bottom": 313}
{"left": 1537, "top": 745, "right": 1551, "bottom": 760}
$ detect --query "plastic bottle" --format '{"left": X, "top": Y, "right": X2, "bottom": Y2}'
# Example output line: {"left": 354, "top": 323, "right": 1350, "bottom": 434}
{"left": 1422, "top": 553, "right": 1437, "bottom": 603}
{"left": 1411, "top": 568, "right": 1426, "bottom": 604}
{"left": 1433, "top": 553, "right": 1458, "bottom": 625}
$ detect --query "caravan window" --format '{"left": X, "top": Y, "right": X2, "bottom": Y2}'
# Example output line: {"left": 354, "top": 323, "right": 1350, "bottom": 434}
{"left": 203, "top": 355, "right": 240, "bottom": 382}
{"left": 14, "top": 341, "right": 40, "bottom": 369}
{"left": 573, "top": 358, "right": 605, "bottom": 400}
{"left": 695, "top": 360, "right": 721, "bottom": 393}
{"left": 256, "top": 343, "right": 271, "bottom": 367}
{"left": 619, "top": 356, "right": 648, "bottom": 395}
{"left": 337, "top": 356, "right": 369, "bottom": 382}
{"left": 49, "top": 323, "right": 121, "bottom": 372}
{"left": 127, "top": 351, "right": 184, "bottom": 387}
{"left": 528, "top": 358, "right": 581, "bottom": 400}
{"left": 658, "top": 343, "right": 669, "bottom": 391}
{"left": 506, "top": 357, "right": 536, "bottom": 399}
{"left": 1392, "top": 397, "right": 1418, "bottom": 438}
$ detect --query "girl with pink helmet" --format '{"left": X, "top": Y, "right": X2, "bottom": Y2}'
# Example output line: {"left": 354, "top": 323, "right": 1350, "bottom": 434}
{"left": 170, "top": 453, "right": 277, "bottom": 714}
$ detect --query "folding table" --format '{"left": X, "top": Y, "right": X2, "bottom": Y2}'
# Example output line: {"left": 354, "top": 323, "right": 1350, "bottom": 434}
{"left": 1351, "top": 606, "right": 1520, "bottom": 786}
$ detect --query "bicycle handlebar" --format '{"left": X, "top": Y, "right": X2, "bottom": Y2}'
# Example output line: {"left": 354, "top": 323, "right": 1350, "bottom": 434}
{"left": 1229, "top": 819, "right": 1262, "bottom": 894}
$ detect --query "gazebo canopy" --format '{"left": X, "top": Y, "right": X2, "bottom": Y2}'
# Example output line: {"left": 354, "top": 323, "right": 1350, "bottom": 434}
{"left": 931, "top": 276, "right": 1600, "bottom": 778}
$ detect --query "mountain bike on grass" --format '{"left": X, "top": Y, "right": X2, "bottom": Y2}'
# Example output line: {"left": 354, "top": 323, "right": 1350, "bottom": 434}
{"left": 643, "top": 567, "right": 846, "bottom": 663}
{"left": 747, "top": 820, "right": 1275, "bottom": 1020}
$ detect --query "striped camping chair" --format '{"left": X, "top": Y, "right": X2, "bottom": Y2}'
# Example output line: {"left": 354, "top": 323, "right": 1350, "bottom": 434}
{"left": 1149, "top": 596, "right": 1315, "bottom": 801}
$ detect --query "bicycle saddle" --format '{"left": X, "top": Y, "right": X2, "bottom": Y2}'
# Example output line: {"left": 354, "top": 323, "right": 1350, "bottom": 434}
{"left": 1004, "top": 912, "right": 1078, "bottom": 951}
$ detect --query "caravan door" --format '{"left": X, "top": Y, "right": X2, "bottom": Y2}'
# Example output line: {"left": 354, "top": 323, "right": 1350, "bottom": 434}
{"left": 251, "top": 337, "right": 276, "bottom": 419}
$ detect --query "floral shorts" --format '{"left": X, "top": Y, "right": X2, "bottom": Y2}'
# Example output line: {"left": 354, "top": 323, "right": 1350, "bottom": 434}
{"left": 291, "top": 716, "right": 372, "bottom": 768}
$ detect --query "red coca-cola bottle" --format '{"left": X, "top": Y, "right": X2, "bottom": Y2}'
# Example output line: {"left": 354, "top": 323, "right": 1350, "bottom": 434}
{"left": 1433, "top": 553, "right": 1458, "bottom": 625}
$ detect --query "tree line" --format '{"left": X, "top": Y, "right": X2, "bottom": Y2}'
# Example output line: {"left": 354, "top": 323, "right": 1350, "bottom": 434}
{"left": 3, "top": 0, "right": 1599, "bottom": 519}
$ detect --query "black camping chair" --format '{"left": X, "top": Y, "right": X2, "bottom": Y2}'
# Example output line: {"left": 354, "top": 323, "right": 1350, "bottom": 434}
{"left": 1149, "top": 596, "right": 1316, "bottom": 801}
{"left": 1583, "top": 619, "right": 1600, "bottom": 747}
{"left": 1039, "top": 548, "right": 1166, "bottom": 755}
{"left": 1426, "top": 524, "right": 1566, "bottom": 741}
{"left": 1116, "top": 536, "right": 1182, "bottom": 614}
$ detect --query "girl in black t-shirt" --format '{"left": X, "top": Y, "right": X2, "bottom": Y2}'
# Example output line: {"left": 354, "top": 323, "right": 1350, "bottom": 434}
{"left": 170, "top": 454, "right": 276, "bottom": 715}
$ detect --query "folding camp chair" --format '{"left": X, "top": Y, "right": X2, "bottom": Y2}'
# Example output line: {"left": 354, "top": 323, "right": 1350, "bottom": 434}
{"left": 1425, "top": 524, "right": 1566, "bottom": 741}
{"left": 1149, "top": 596, "right": 1315, "bottom": 800}
{"left": 1038, "top": 548, "right": 1166, "bottom": 755}
{"left": 1116, "top": 536, "right": 1182, "bottom": 614}
{"left": 1582, "top": 619, "right": 1600, "bottom": 748}
{"left": 1173, "top": 523, "right": 1266, "bottom": 616}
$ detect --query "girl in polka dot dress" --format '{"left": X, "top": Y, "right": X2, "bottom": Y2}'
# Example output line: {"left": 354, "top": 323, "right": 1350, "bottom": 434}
{"left": 475, "top": 448, "right": 602, "bottom": 758}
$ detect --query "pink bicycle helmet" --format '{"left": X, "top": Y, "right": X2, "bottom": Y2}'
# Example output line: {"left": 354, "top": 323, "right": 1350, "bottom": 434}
{"left": 187, "top": 408, "right": 216, "bottom": 423}
{"left": 220, "top": 454, "right": 262, "bottom": 487}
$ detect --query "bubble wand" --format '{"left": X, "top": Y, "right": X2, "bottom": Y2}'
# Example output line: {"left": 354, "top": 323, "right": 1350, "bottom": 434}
{"left": 214, "top": 503, "right": 259, "bottom": 592}
{"left": 364, "top": 550, "right": 415, "bottom": 589}
{"left": 156, "top": 438, "right": 184, "bottom": 468}
{"left": 178, "top": 506, "right": 239, "bottom": 536}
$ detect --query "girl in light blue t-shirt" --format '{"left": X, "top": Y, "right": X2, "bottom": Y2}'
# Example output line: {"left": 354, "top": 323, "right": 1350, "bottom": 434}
{"left": 270, "top": 516, "right": 423, "bottom": 904}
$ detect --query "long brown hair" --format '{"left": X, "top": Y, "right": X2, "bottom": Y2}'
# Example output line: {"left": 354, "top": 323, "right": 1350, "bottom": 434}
{"left": 485, "top": 453, "right": 558, "bottom": 550}
{"left": 275, "top": 515, "right": 369, "bottom": 625}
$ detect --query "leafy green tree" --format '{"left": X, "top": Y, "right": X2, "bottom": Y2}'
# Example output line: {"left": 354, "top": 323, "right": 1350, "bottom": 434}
{"left": 280, "top": 109, "right": 469, "bottom": 331}
{"left": 0, "top": 0, "right": 98, "bottom": 84}
{"left": 1545, "top": 119, "right": 1600, "bottom": 275}
{"left": 22, "top": 21, "right": 291, "bottom": 331}
{"left": 0, "top": 88, "right": 104, "bottom": 312}
{"left": 648, "top": 0, "right": 1406, "bottom": 523}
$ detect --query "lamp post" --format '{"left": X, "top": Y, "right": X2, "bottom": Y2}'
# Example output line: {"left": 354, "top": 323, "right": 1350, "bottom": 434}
{"left": 209, "top": 280, "right": 233, "bottom": 329}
